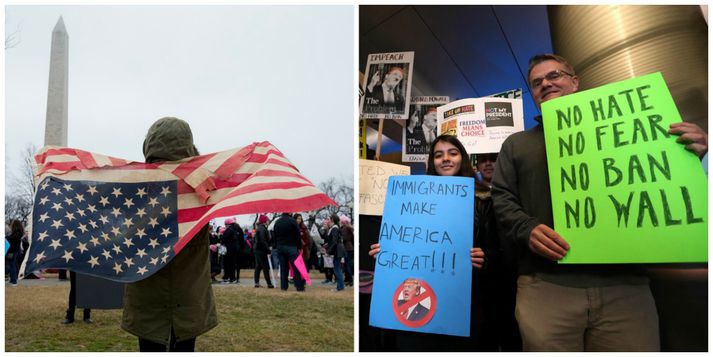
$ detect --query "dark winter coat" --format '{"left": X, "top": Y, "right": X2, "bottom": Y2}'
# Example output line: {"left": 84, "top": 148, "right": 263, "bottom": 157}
{"left": 121, "top": 117, "right": 217, "bottom": 344}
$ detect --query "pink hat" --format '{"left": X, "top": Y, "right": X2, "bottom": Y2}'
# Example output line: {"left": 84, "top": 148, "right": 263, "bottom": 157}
{"left": 219, "top": 227, "right": 226, "bottom": 234}
{"left": 225, "top": 217, "right": 235, "bottom": 225}
{"left": 339, "top": 215, "right": 351, "bottom": 225}
{"left": 258, "top": 215, "right": 269, "bottom": 224}
{"left": 209, "top": 244, "right": 217, "bottom": 253}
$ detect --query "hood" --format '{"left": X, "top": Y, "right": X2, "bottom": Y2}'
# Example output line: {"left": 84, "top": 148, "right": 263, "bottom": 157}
{"left": 143, "top": 117, "right": 199, "bottom": 163}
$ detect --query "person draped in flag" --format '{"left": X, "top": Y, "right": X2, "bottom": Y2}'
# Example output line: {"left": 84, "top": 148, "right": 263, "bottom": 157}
{"left": 121, "top": 117, "right": 217, "bottom": 352}
{"left": 22, "top": 114, "right": 336, "bottom": 351}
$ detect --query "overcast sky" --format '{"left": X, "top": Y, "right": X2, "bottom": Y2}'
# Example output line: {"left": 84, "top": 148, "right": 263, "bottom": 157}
{"left": 4, "top": 5, "right": 354, "bottom": 225}
{"left": 5, "top": 6, "right": 355, "bottom": 225}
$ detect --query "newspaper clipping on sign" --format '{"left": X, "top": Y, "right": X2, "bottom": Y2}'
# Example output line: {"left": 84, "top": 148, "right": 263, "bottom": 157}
{"left": 360, "top": 51, "right": 415, "bottom": 120}
{"left": 436, "top": 97, "right": 524, "bottom": 154}
{"left": 402, "top": 96, "right": 450, "bottom": 163}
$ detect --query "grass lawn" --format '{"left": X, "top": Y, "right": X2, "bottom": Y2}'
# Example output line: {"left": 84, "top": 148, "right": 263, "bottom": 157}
{"left": 5, "top": 271, "right": 353, "bottom": 352}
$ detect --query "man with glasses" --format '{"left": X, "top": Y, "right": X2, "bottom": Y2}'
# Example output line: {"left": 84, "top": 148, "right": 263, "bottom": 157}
{"left": 491, "top": 54, "right": 707, "bottom": 351}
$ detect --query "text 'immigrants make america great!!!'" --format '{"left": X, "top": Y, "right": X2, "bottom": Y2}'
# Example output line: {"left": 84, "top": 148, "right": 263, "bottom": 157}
{"left": 370, "top": 175, "right": 474, "bottom": 337}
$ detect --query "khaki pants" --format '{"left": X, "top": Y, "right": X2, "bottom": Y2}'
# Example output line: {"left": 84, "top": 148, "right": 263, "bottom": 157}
{"left": 516, "top": 275, "right": 660, "bottom": 351}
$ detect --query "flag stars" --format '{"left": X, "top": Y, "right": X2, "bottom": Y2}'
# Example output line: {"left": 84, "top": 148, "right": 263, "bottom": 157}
{"left": 111, "top": 187, "right": 123, "bottom": 198}
{"left": 76, "top": 208, "right": 86, "bottom": 217}
{"left": 161, "top": 254, "right": 169, "bottom": 263}
{"left": 88, "top": 256, "right": 100, "bottom": 268}
{"left": 160, "top": 206, "right": 172, "bottom": 218}
{"left": 135, "top": 208, "right": 147, "bottom": 218}
{"left": 123, "top": 237, "right": 134, "bottom": 249}
{"left": 99, "top": 215, "right": 109, "bottom": 225}
{"left": 63, "top": 197, "right": 74, "bottom": 206}
{"left": 136, "top": 187, "right": 147, "bottom": 198}
{"left": 76, "top": 242, "right": 88, "bottom": 254}
{"left": 62, "top": 250, "right": 74, "bottom": 262}
{"left": 63, "top": 183, "right": 73, "bottom": 192}
{"left": 51, "top": 187, "right": 62, "bottom": 196}
{"left": 111, "top": 207, "right": 122, "bottom": 218}
{"left": 111, "top": 226, "right": 121, "bottom": 236}
{"left": 98, "top": 196, "right": 110, "bottom": 206}
{"left": 112, "top": 244, "right": 122, "bottom": 255}
{"left": 49, "top": 239, "right": 62, "bottom": 250}
{"left": 40, "top": 181, "right": 50, "bottom": 190}
{"left": 51, "top": 202, "right": 63, "bottom": 212}
{"left": 33, "top": 251, "right": 46, "bottom": 264}
{"left": 87, "top": 186, "right": 98, "bottom": 195}
{"left": 162, "top": 246, "right": 171, "bottom": 254}
{"left": 87, "top": 204, "right": 97, "bottom": 213}
{"left": 39, "top": 196, "right": 50, "bottom": 205}
{"left": 75, "top": 193, "right": 85, "bottom": 203}
{"left": 123, "top": 198, "right": 135, "bottom": 209}
{"left": 101, "top": 232, "right": 111, "bottom": 241}
{"left": 160, "top": 186, "right": 172, "bottom": 197}
{"left": 148, "top": 197, "right": 160, "bottom": 207}
{"left": 122, "top": 217, "right": 134, "bottom": 228}
{"left": 113, "top": 262, "right": 123, "bottom": 275}
{"left": 137, "top": 266, "right": 149, "bottom": 276}
{"left": 136, "top": 248, "right": 147, "bottom": 258}
{"left": 64, "top": 212, "right": 76, "bottom": 221}
{"left": 148, "top": 217, "right": 159, "bottom": 228}
{"left": 148, "top": 238, "right": 159, "bottom": 249}
{"left": 37, "top": 231, "right": 49, "bottom": 242}
{"left": 135, "top": 228, "right": 147, "bottom": 239}
{"left": 101, "top": 249, "right": 112, "bottom": 260}
{"left": 63, "top": 229, "right": 76, "bottom": 240}
{"left": 88, "top": 220, "right": 98, "bottom": 229}
{"left": 160, "top": 227, "right": 172, "bottom": 238}
{"left": 124, "top": 257, "right": 135, "bottom": 268}
{"left": 89, "top": 236, "right": 100, "bottom": 246}
{"left": 77, "top": 223, "right": 89, "bottom": 233}
{"left": 38, "top": 213, "right": 50, "bottom": 223}
{"left": 149, "top": 257, "right": 159, "bottom": 265}
{"left": 51, "top": 220, "right": 64, "bottom": 229}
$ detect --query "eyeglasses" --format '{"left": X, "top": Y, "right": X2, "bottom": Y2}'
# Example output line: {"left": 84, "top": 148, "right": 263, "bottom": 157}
{"left": 530, "top": 69, "right": 574, "bottom": 89}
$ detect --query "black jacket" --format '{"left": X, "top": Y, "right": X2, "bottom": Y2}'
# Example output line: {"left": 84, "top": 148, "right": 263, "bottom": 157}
{"left": 326, "top": 225, "right": 346, "bottom": 258}
{"left": 253, "top": 224, "right": 270, "bottom": 254}
{"left": 221, "top": 224, "right": 244, "bottom": 253}
{"left": 7, "top": 231, "right": 22, "bottom": 254}
{"left": 273, "top": 214, "right": 301, "bottom": 248}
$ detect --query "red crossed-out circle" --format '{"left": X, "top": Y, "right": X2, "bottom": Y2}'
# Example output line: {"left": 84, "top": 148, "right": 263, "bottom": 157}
{"left": 392, "top": 278, "right": 437, "bottom": 328}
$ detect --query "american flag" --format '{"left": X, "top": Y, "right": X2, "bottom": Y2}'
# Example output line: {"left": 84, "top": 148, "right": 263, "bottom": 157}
{"left": 20, "top": 141, "right": 336, "bottom": 282}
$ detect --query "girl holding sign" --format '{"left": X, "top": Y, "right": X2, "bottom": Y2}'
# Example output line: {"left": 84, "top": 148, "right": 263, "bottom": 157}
{"left": 369, "top": 134, "right": 507, "bottom": 351}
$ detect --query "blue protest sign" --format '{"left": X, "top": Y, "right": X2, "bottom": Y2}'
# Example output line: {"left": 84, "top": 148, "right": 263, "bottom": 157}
{"left": 369, "top": 175, "right": 474, "bottom": 337}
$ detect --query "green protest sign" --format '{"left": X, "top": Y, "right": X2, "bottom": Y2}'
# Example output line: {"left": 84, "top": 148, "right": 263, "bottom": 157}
{"left": 542, "top": 72, "right": 707, "bottom": 263}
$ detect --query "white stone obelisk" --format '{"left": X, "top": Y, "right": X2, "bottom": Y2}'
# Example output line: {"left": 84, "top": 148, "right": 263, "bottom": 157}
{"left": 44, "top": 16, "right": 69, "bottom": 146}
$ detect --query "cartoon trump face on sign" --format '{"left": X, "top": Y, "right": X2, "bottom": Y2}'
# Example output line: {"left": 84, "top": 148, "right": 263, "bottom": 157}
{"left": 392, "top": 278, "right": 437, "bottom": 327}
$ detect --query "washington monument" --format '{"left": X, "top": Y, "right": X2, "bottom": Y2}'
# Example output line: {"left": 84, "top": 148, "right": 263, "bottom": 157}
{"left": 44, "top": 16, "right": 69, "bottom": 146}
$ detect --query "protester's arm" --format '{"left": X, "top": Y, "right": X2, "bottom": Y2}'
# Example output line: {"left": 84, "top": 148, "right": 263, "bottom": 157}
{"left": 491, "top": 137, "right": 568, "bottom": 261}
{"left": 669, "top": 122, "right": 708, "bottom": 159}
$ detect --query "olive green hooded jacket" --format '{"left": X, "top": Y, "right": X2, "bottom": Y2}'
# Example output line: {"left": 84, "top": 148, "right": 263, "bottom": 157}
{"left": 121, "top": 117, "right": 218, "bottom": 344}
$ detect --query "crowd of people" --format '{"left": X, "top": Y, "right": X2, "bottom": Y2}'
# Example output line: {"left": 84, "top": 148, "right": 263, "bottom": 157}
{"left": 207, "top": 212, "right": 354, "bottom": 293}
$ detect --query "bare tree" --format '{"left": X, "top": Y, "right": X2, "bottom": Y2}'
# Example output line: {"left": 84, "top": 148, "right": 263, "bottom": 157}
{"left": 5, "top": 144, "right": 38, "bottom": 225}
{"left": 5, "top": 21, "right": 22, "bottom": 50}
{"left": 306, "top": 177, "right": 354, "bottom": 230}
